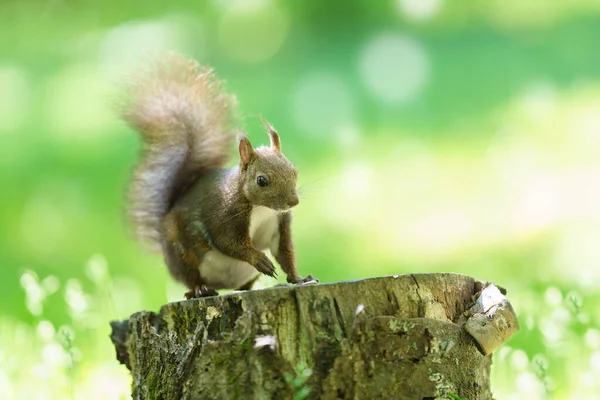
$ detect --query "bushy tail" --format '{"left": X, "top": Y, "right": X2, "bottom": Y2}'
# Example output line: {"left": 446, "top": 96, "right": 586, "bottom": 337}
{"left": 121, "top": 53, "right": 238, "bottom": 251}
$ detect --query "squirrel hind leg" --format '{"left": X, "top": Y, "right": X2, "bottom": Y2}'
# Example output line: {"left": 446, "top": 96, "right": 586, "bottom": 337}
{"left": 162, "top": 212, "right": 217, "bottom": 299}
{"left": 185, "top": 285, "right": 219, "bottom": 299}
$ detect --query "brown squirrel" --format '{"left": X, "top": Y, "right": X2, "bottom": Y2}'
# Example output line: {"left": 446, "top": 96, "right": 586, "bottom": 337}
{"left": 121, "top": 53, "right": 317, "bottom": 298}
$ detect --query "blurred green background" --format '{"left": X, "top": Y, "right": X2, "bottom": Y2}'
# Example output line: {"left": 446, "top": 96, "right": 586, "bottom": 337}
{"left": 2, "top": 0, "right": 600, "bottom": 398}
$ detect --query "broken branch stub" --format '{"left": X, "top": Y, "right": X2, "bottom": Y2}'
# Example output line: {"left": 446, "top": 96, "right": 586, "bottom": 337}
{"left": 110, "top": 273, "right": 518, "bottom": 400}
{"left": 463, "top": 282, "right": 520, "bottom": 356}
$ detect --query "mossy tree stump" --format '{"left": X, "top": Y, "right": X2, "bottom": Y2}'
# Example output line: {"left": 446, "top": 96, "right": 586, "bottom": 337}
{"left": 110, "top": 273, "right": 518, "bottom": 399}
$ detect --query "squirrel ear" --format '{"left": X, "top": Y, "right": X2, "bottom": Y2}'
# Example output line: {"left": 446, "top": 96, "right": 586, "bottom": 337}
{"left": 266, "top": 123, "right": 281, "bottom": 152}
{"left": 239, "top": 136, "right": 256, "bottom": 169}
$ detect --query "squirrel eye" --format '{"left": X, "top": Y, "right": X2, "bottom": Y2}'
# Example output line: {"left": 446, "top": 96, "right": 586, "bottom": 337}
{"left": 256, "top": 175, "right": 268, "bottom": 187}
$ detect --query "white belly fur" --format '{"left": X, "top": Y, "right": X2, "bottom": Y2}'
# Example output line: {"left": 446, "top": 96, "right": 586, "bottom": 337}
{"left": 249, "top": 206, "right": 280, "bottom": 251}
{"left": 198, "top": 206, "right": 281, "bottom": 289}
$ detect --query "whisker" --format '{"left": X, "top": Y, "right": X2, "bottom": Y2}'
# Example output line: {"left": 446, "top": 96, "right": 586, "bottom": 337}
{"left": 297, "top": 177, "right": 328, "bottom": 195}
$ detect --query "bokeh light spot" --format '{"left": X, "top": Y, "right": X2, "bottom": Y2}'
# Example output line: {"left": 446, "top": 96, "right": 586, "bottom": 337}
{"left": 19, "top": 271, "right": 45, "bottom": 316}
{"left": 65, "top": 279, "right": 88, "bottom": 316}
{"left": 36, "top": 321, "right": 55, "bottom": 342}
{"left": 291, "top": 73, "right": 355, "bottom": 135}
{"left": 42, "top": 343, "right": 68, "bottom": 367}
{"left": 44, "top": 64, "right": 117, "bottom": 141}
{"left": 359, "top": 33, "right": 429, "bottom": 103}
{"left": 515, "top": 371, "right": 545, "bottom": 396}
{"left": 0, "top": 65, "right": 28, "bottom": 134}
{"left": 544, "top": 287, "right": 562, "bottom": 307}
{"left": 85, "top": 254, "right": 108, "bottom": 284}
{"left": 396, "top": 0, "right": 443, "bottom": 21}
{"left": 320, "top": 161, "right": 377, "bottom": 229}
{"left": 510, "top": 349, "right": 529, "bottom": 370}
{"left": 41, "top": 276, "right": 60, "bottom": 296}
{"left": 217, "top": 0, "right": 289, "bottom": 64}
{"left": 98, "top": 18, "right": 196, "bottom": 78}
{"left": 519, "top": 82, "right": 558, "bottom": 120}
{"left": 585, "top": 329, "right": 600, "bottom": 349}
{"left": 336, "top": 125, "right": 361, "bottom": 149}
{"left": 590, "top": 351, "right": 600, "bottom": 372}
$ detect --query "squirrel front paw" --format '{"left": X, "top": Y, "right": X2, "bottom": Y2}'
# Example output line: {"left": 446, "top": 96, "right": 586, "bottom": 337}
{"left": 255, "top": 254, "right": 277, "bottom": 278}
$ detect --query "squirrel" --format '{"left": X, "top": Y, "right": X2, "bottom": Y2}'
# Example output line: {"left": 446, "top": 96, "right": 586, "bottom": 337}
{"left": 121, "top": 53, "right": 317, "bottom": 298}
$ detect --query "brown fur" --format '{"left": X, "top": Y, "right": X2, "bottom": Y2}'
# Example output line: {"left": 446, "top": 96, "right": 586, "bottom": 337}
{"left": 162, "top": 212, "right": 206, "bottom": 290}
{"left": 122, "top": 53, "right": 315, "bottom": 297}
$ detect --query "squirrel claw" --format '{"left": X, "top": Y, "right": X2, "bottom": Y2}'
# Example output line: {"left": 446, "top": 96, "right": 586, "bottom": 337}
{"left": 185, "top": 285, "right": 219, "bottom": 299}
{"left": 256, "top": 255, "right": 277, "bottom": 278}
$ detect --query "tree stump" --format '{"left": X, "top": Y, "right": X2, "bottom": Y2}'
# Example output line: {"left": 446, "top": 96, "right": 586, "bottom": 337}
{"left": 110, "top": 273, "right": 518, "bottom": 400}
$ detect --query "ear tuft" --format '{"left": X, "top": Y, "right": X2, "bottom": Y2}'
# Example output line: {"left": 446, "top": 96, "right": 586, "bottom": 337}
{"left": 265, "top": 123, "right": 281, "bottom": 152}
{"left": 238, "top": 136, "right": 255, "bottom": 169}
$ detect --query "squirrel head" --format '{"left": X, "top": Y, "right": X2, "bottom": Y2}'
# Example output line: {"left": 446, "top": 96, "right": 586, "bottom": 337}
{"left": 238, "top": 126, "right": 299, "bottom": 211}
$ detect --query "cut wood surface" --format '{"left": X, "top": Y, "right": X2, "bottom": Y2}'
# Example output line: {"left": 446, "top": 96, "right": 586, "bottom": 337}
{"left": 111, "top": 273, "right": 519, "bottom": 400}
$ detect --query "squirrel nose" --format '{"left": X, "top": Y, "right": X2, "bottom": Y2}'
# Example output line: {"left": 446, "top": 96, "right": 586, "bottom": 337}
{"left": 288, "top": 194, "right": 299, "bottom": 208}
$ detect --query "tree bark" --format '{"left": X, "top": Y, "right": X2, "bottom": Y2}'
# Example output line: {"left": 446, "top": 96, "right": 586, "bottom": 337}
{"left": 110, "top": 273, "right": 517, "bottom": 400}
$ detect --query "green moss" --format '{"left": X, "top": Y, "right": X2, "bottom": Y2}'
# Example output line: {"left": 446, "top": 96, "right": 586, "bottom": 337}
{"left": 388, "top": 319, "right": 415, "bottom": 333}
